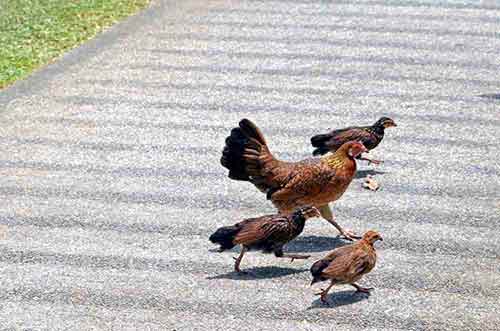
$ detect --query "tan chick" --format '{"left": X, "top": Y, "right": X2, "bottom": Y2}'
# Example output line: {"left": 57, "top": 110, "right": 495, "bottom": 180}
{"left": 310, "top": 230, "right": 382, "bottom": 303}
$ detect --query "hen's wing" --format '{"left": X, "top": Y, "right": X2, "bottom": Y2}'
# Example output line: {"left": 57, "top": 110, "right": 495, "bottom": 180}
{"left": 233, "top": 215, "right": 290, "bottom": 246}
{"left": 267, "top": 159, "right": 336, "bottom": 203}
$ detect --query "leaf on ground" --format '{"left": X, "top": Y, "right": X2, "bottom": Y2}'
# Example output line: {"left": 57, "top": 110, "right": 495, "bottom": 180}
{"left": 362, "top": 175, "right": 380, "bottom": 191}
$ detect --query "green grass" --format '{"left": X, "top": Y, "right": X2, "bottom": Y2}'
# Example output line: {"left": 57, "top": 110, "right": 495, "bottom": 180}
{"left": 0, "top": 0, "right": 150, "bottom": 88}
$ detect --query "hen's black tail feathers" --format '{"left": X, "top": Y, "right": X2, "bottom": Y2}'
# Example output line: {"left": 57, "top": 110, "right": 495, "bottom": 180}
{"left": 209, "top": 225, "right": 240, "bottom": 251}
{"left": 238, "top": 118, "right": 267, "bottom": 146}
{"left": 220, "top": 119, "right": 272, "bottom": 191}
{"left": 310, "top": 259, "right": 330, "bottom": 285}
{"left": 221, "top": 127, "right": 250, "bottom": 181}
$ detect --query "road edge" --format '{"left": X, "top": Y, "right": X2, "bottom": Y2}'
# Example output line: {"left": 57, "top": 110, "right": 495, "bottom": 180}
{"left": 0, "top": 0, "right": 165, "bottom": 106}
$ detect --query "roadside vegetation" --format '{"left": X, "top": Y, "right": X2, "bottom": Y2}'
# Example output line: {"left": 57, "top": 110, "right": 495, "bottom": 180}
{"left": 0, "top": 0, "right": 150, "bottom": 88}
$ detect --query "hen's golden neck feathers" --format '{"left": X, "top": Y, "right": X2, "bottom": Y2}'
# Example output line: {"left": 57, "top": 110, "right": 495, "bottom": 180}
{"left": 322, "top": 147, "right": 352, "bottom": 169}
{"left": 323, "top": 153, "right": 346, "bottom": 169}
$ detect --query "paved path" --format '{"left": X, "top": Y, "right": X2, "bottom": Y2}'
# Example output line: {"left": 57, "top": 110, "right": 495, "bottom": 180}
{"left": 0, "top": 0, "right": 499, "bottom": 329}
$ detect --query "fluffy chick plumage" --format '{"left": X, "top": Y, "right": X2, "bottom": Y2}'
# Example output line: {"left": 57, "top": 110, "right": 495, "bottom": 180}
{"left": 310, "top": 230, "right": 382, "bottom": 302}
{"left": 311, "top": 117, "right": 396, "bottom": 164}
{"left": 210, "top": 206, "right": 320, "bottom": 273}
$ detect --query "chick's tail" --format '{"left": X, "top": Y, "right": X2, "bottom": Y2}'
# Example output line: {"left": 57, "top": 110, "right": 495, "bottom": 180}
{"left": 209, "top": 225, "right": 240, "bottom": 251}
{"left": 310, "top": 133, "right": 334, "bottom": 156}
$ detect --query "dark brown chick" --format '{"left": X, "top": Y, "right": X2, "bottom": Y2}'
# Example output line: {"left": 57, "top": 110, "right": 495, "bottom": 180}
{"left": 310, "top": 230, "right": 382, "bottom": 303}
{"left": 209, "top": 206, "right": 320, "bottom": 273}
{"left": 311, "top": 117, "right": 396, "bottom": 164}
{"left": 221, "top": 119, "right": 367, "bottom": 240}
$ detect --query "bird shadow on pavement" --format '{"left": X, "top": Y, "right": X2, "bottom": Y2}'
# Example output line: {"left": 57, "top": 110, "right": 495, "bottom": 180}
{"left": 354, "top": 169, "right": 385, "bottom": 179}
{"left": 286, "top": 235, "right": 349, "bottom": 253}
{"left": 478, "top": 93, "right": 500, "bottom": 100}
{"left": 207, "top": 266, "right": 307, "bottom": 281}
{"left": 307, "top": 290, "right": 370, "bottom": 309}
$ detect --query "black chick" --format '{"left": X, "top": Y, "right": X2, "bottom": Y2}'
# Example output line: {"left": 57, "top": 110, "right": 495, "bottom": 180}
{"left": 210, "top": 206, "right": 320, "bottom": 273}
{"left": 311, "top": 117, "right": 397, "bottom": 164}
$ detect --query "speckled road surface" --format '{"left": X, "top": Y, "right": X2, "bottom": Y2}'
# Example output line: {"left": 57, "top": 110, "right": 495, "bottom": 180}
{"left": 0, "top": 0, "right": 499, "bottom": 330}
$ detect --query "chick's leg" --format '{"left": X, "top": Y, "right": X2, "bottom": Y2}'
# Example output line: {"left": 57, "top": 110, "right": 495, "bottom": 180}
{"left": 315, "top": 281, "right": 335, "bottom": 303}
{"left": 318, "top": 205, "right": 361, "bottom": 241}
{"left": 233, "top": 246, "right": 247, "bottom": 273}
{"left": 279, "top": 254, "right": 311, "bottom": 262}
{"left": 357, "top": 154, "right": 383, "bottom": 165}
{"left": 274, "top": 248, "right": 310, "bottom": 262}
{"left": 351, "top": 283, "right": 374, "bottom": 293}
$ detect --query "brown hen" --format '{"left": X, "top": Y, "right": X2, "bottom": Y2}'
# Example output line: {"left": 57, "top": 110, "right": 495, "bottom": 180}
{"left": 310, "top": 230, "right": 382, "bottom": 303}
{"left": 209, "top": 206, "right": 320, "bottom": 273}
{"left": 221, "top": 119, "right": 367, "bottom": 240}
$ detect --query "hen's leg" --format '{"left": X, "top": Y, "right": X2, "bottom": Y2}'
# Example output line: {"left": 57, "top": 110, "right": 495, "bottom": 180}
{"left": 233, "top": 246, "right": 248, "bottom": 273}
{"left": 318, "top": 205, "right": 361, "bottom": 241}
{"left": 315, "top": 281, "right": 335, "bottom": 303}
{"left": 351, "top": 283, "right": 374, "bottom": 293}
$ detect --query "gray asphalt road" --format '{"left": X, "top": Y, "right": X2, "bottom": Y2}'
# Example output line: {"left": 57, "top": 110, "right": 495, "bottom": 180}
{"left": 0, "top": 0, "right": 499, "bottom": 330}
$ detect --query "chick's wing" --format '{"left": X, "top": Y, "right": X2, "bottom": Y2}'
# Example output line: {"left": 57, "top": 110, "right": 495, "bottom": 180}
{"left": 321, "top": 248, "right": 374, "bottom": 282}
{"left": 325, "top": 127, "right": 374, "bottom": 149}
{"left": 233, "top": 215, "right": 289, "bottom": 245}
